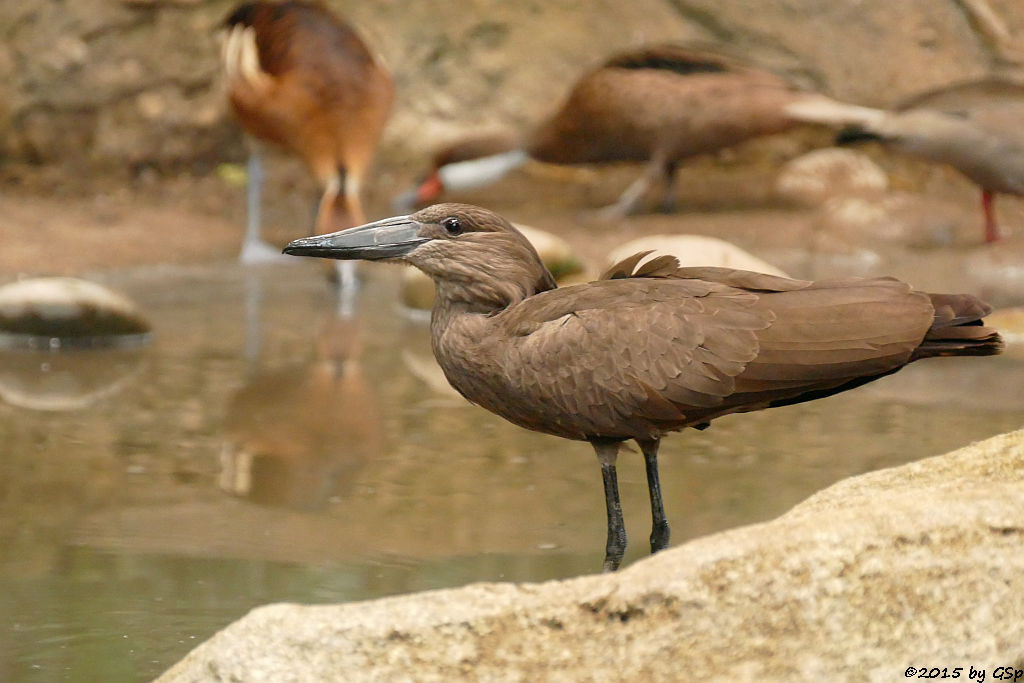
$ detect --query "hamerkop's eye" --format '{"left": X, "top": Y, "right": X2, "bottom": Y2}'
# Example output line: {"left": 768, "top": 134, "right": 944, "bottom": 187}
{"left": 442, "top": 217, "right": 463, "bottom": 236}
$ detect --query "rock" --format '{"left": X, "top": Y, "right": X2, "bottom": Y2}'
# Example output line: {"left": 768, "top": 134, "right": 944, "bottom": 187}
{"left": 774, "top": 147, "right": 889, "bottom": 206}
{"left": 515, "top": 225, "right": 582, "bottom": 280}
{"left": 608, "top": 235, "right": 790, "bottom": 277}
{"left": 671, "top": 0, "right": 996, "bottom": 106}
{"left": 0, "top": 277, "right": 151, "bottom": 349}
{"left": 400, "top": 224, "right": 583, "bottom": 310}
{"left": 158, "top": 429, "right": 1024, "bottom": 682}
{"left": 818, "top": 192, "right": 976, "bottom": 248}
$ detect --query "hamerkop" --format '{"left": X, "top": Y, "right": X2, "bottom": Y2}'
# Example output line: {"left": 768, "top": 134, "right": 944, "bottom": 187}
{"left": 284, "top": 204, "right": 1003, "bottom": 572}
{"left": 791, "top": 78, "right": 1024, "bottom": 243}
{"left": 398, "top": 44, "right": 857, "bottom": 216}
{"left": 221, "top": 1, "right": 393, "bottom": 273}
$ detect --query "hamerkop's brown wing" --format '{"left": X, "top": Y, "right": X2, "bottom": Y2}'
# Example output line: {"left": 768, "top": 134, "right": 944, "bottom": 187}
{"left": 470, "top": 258, "right": 947, "bottom": 441}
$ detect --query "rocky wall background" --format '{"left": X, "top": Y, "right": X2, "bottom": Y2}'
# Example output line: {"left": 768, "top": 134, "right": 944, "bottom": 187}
{"left": 0, "top": 0, "right": 1021, "bottom": 177}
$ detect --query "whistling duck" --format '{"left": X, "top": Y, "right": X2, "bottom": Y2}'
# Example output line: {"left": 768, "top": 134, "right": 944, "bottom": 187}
{"left": 221, "top": 0, "right": 393, "bottom": 278}
{"left": 792, "top": 78, "right": 1024, "bottom": 243}
{"left": 398, "top": 45, "right": 855, "bottom": 216}
{"left": 284, "top": 203, "right": 1003, "bottom": 572}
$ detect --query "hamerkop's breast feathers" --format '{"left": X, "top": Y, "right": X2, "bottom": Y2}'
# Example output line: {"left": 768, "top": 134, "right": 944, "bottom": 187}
{"left": 283, "top": 203, "right": 1003, "bottom": 572}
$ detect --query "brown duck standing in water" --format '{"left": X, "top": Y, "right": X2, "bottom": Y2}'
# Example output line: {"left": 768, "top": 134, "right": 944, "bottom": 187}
{"left": 221, "top": 0, "right": 393, "bottom": 273}
{"left": 285, "top": 204, "right": 1003, "bottom": 572}
{"left": 397, "top": 45, "right": 853, "bottom": 216}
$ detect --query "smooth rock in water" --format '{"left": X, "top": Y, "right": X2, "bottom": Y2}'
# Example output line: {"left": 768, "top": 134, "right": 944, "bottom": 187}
{"left": 608, "top": 235, "right": 790, "bottom": 277}
{"left": 401, "top": 224, "right": 583, "bottom": 310}
{"left": 0, "top": 277, "right": 151, "bottom": 349}
{"left": 157, "top": 429, "right": 1024, "bottom": 682}
{"left": 774, "top": 147, "right": 889, "bottom": 206}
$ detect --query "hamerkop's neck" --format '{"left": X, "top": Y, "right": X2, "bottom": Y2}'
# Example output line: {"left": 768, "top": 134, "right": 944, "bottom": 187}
{"left": 426, "top": 237, "right": 556, "bottom": 325}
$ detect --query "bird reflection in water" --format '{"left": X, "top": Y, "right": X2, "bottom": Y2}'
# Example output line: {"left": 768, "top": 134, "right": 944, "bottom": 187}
{"left": 219, "top": 310, "right": 383, "bottom": 510}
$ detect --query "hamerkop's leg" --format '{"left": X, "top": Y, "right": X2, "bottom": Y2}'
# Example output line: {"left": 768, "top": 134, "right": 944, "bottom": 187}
{"left": 637, "top": 438, "right": 670, "bottom": 554}
{"left": 592, "top": 440, "right": 626, "bottom": 572}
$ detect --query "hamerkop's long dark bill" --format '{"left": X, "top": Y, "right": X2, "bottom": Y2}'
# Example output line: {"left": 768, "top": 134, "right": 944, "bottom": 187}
{"left": 283, "top": 216, "right": 428, "bottom": 260}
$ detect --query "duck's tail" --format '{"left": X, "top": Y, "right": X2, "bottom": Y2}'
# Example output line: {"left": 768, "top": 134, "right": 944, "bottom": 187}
{"left": 783, "top": 95, "right": 888, "bottom": 128}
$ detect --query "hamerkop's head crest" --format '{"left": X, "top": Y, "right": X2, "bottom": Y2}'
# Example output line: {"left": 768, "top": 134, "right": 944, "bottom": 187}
{"left": 284, "top": 203, "right": 557, "bottom": 310}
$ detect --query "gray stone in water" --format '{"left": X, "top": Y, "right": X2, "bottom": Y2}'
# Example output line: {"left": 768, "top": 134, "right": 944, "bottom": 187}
{"left": 158, "top": 429, "right": 1024, "bottom": 682}
{"left": 0, "top": 277, "right": 151, "bottom": 349}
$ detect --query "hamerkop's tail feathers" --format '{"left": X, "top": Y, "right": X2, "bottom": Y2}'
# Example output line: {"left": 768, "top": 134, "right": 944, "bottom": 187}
{"left": 915, "top": 292, "right": 1002, "bottom": 359}
{"left": 928, "top": 292, "right": 992, "bottom": 326}
{"left": 602, "top": 253, "right": 1003, "bottom": 359}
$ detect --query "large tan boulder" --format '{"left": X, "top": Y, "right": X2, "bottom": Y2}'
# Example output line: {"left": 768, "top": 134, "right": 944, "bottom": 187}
{"left": 159, "top": 429, "right": 1024, "bottom": 682}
